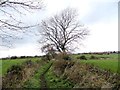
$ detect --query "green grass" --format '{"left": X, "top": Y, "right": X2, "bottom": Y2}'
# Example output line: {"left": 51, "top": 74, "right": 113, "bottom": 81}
{"left": 1, "top": 57, "right": 40, "bottom": 76}
{"left": 23, "top": 60, "right": 73, "bottom": 88}
{"left": 73, "top": 53, "right": 119, "bottom": 73}
{"left": 80, "top": 60, "right": 118, "bottom": 73}
{"left": 1, "top": 53, "right": 119, "bottom": 88}
{"left": 23, "top": 61, "right": 52, "bottom": 88}
{"left": 23, "top": 66, "right": 41, "bottom": 88}
{"left": 72, "top": 53, "right": 118, "bottom": 60}
{"left": 45, "top": 66, "right": 74, "bottom": 88}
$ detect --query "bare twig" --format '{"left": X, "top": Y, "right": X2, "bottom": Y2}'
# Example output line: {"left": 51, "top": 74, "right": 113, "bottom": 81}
{"left": 0, "top": 0, "right": 43, "bottom": 47}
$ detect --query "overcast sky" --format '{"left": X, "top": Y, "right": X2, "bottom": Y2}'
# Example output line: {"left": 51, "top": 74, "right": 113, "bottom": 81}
{"left": 0, "top": 0, "right": 119, "bottom": 58}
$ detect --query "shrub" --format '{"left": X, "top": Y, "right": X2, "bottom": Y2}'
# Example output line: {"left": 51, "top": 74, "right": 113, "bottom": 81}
{"left": 20, "top": 56, "right": 26, "bottom": 59}
{"left": 43, "top": 53, "right": 56, "bottom": 61}
{"left": 10, "top": 56, "right": 18, "bottom": 59}
{"left": 62, "top": 55, "right": 71, "bottom": 60}
{"left": 55, "top": 52, "right": 71, "bottom": 61}
{"left": 24, "top": 60, "right": 34, "bottom": 67}
{"left": 52, "top": 60, "right": 120, "bottom": 88}
{"left": 41, "top": 55, "right": 51, "bottom": 61}
{"left": 3, "top": 64, "right": 25, "bottom": 87}
{"left": 53, "top": 60, "right": 68, "bottom": 76}
{"left": 90, "top": 55, "right": 98, "bottom": 59}
{"left": 34, "top": 55, "right": 38, "bottom": 57}
{"left": 36, "top": 60, "right": 41, "bottom": 64}
{"left": 53, "top": 60, "right": 74, "bottom": 77}
{"left": 7, "top": 64, "right": 23, "bottom": 75}
{"left": 41, "top": 56, "right": 46, "bottom": 61}
{"left": 79, "top": 55, "right": 87, "bottom": 60}
{"left": 46, "top": 54, "right": 52, "bottom": 60}
{"left": 63, "top": 63, "right": 86, "bottom": 84}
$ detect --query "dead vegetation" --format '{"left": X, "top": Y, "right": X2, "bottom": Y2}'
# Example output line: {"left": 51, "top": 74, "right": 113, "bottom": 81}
{"left": 52, "top": 60, "right": 120, "bottom": 89}
{"left": 2, "top": 60, "right": 42, "bottom": 88}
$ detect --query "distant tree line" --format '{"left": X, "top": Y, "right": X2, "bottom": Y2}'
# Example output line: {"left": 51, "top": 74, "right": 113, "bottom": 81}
{"left": 78, "top": 51, "right": 119, "bottom": 55}
{"left": 1, "top": 55, "right": 42, "bottom": 60}
{"left": 1, "top": 51, "right": 119, "bottom": 60}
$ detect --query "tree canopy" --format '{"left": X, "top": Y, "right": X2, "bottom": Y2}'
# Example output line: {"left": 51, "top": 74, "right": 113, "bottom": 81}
{"left": 39, "top": 8, "right": 89, "bottom": 53}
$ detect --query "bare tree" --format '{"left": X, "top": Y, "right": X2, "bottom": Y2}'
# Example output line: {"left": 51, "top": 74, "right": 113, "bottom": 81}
{"left": 39, "top": 8, "right": 89, "bottom": 53}
{"left": 0, "top": 0, "right": 43, "bottom": 47}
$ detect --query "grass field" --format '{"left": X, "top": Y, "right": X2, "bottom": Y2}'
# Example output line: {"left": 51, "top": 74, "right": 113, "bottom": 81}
{"left": 80, "top": 60, "right": 118, "bottom": 73}
{"left": 75, "top": 54, "right": 119, "bottom": 73}
{"left": 1, "top": 54, "right": 119, "bottom": 76}
{"left": 1, "top": 57, "right": 40, "bottom": 76}
{"left": 1, "top": 53, "right": 119, "bottom": 88}
{"left": 72, "top": 53, "right": 118, "bottom": 60}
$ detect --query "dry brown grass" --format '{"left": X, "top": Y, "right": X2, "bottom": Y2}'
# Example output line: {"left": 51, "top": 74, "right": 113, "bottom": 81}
{"left": 53, "top": 60, "right": 74, "bottom": 77}
{"left": 2, "top": 60, "right": 42, "bottom": 88}
{"left": 55, "top": 52, "right": 71, "bottom": 61}
{"left": 52, "top": 61, "right": 120, "bottom": 88}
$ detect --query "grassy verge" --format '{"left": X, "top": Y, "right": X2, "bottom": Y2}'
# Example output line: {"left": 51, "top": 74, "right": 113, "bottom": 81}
{"left": 23, "top": 61, "right": 52, "bottom": 88}
{"left": 23, "top": 67, "right": 41, "bottom": 88}
{"left": 45, "top": 66, "right": 74, "bottom": 88}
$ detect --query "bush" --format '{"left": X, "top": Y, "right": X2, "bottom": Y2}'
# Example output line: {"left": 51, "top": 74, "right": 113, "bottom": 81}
{"left": 5, "top": 64, "right": 24, "bottom": 86}
{"left": 46, "top": 54, "right": 52, "bottom": 60}
{"left": 20, "top": 56, "right": 26, "bottom": 59}
{"left": 78, "top": 55, "right": 87, "bottom": 60}
{"left": 24, "top": 60, "right": 34, "bottom": 67}
{"left": 63, "top": 63, "right": 85, "bottom": 84}
{"left": 10, "top": 56, "right": 18, "bottom": 59}
{"left": 53, "top": 60, "right": 74, "bottom": 77}
{"left": 41, "top": 55, "right": 51, "bottom": 61}
{"left": 53, "top": 60, "right": 68, "bottom": 76}
{"left": 55, "top": 52, "right": 71, "bottom": 61}
{"left": 34, "top": 55, "right": 38, "bottom": 57}
{"left": 7, "top": 64, "right": 23, "bottom": 75}
{"left": 41, "top": 56, "right": 46, "bottom": 61}
{"left": 90, "top": 55, "right": 98, "bottom": 59}
{"left": 62, "top": 55, "right": 71, "bottom": 60}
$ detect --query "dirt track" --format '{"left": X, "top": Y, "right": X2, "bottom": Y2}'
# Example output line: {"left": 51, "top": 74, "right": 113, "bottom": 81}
{"left": 40, "top": 74, "right": 48, "bottom": 88}
{"left": 40, "top": 63, "right": 52, "bottom": 89}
